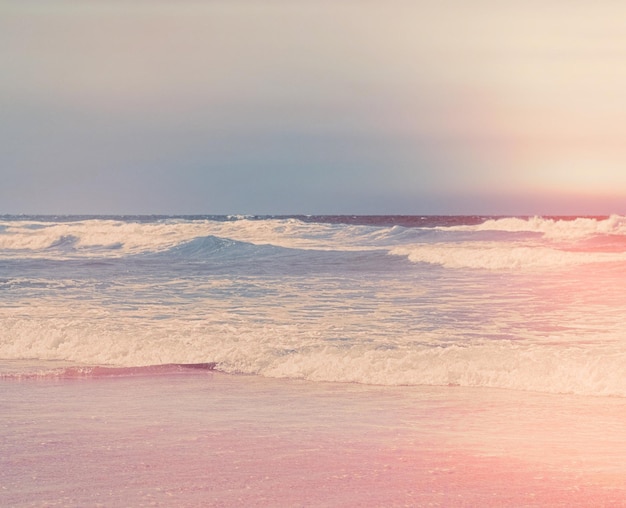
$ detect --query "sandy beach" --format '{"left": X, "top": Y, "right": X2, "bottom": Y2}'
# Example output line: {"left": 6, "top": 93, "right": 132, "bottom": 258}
{"left": 3, "top": 366, "right": 626, "bottom": 507}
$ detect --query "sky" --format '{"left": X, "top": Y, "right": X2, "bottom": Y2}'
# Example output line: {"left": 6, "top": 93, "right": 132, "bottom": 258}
{"left": 1, "top": 0, "right": 626, "bottom": 215}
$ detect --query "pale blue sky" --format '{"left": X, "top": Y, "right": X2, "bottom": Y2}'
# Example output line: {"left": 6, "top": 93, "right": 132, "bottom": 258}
{"left": 2, "top": 1, "right": 625, "bottom": 214}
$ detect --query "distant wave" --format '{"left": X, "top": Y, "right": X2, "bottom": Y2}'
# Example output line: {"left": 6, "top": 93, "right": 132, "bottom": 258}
{"left": 2, "top": 216, "right": 626, "bottom": 270}
{"left": 389, "top": 243, "right": 626, "bottom": 270}
{"left": 444, "top": 214, "right": 626, "bottom": 240}
{"left": 0, "top": 217, "right": 409, "bottom": 260}
{"left": 144, "top": 235, "right": 266, "bottom": 260}
{"left": 391, "top": 215, "right": 626, "bottom": 270}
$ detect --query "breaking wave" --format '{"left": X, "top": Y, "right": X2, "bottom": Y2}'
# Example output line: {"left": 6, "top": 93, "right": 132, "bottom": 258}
{"left": 4, "top": 320, "right": 626, "bottom": 397}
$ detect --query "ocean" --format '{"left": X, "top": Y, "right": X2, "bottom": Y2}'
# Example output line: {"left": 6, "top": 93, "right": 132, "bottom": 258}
{"left": 2, "top": 214, "right": 626, "bottom": 506}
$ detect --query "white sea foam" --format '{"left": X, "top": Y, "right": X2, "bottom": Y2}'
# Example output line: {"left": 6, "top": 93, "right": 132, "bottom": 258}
{"left": 3, "top": 215, "right": 626, "bottom": 398}
{"left": 0, "top": 218, "right": 375, "bottom": 258}
{"left": 3, "top": 304, "right": 626, "bottom": 397}
{"left": 445, "top": 214, "right": 626, "bottom": 240}
{"left": 2, "top": 216, "right": 625, "bottom": 263}
{"left": 389, "top": 243, "right": 626, "bottom": 270}
{"left": 0, "top": 220, "right": 210, "bottom": 256}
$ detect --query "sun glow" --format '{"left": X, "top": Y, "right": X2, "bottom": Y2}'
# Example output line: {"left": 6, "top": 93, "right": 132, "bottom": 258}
{"left": 530, "top": 160, "right": 624, "bottom": 192}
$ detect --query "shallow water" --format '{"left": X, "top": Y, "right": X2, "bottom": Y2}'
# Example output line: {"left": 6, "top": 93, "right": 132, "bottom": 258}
{"left": 2, "top": 215, "right": 626, "bottom": 505}
{"left": 2, "top": 215, "right": 626, "bottom": 395}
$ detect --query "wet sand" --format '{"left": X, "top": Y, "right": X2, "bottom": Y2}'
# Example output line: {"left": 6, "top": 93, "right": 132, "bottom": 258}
{"left": 3, "top": 369, "right": 626, "bottom": 507}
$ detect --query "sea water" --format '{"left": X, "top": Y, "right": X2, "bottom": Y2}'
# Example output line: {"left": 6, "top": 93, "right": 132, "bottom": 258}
{"left": 2, "top": 215, "right": 626, "bottom": 506}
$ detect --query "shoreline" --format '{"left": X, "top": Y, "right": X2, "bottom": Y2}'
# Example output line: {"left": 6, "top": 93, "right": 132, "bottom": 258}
{"left": 3, "top": 369, "right": 626, "bottom": 506}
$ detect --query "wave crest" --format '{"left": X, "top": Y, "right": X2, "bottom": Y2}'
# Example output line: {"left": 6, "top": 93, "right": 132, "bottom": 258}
{"left": 389, "top": 243, "right": 626, "bottom": 270}
{"left": 448, "top": 215, "right": 626, "bottom": 240}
